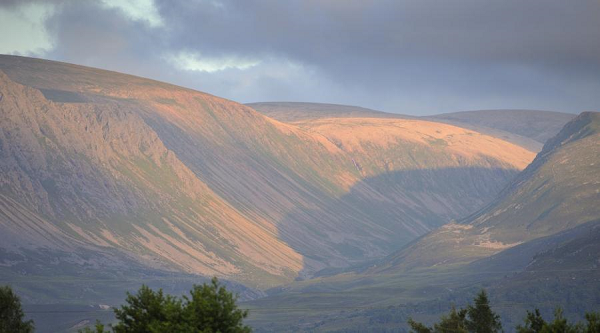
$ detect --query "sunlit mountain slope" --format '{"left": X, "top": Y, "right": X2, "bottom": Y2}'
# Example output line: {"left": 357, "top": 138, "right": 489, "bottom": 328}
{"left": 0, "top": 56, "right": 535, "bottom": 288}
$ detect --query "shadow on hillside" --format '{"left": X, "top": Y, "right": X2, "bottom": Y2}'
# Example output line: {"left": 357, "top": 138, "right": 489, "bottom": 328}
{"left": 274, "top": 166, "right": 521, "bottom": 279}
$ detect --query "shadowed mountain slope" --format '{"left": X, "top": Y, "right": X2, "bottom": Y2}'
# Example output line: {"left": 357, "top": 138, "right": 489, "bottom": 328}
{"left": 373, "top": 111, "right": 600, "bottom": 273}
{"left": 0, "top": 55, "right": 535, "bottom": 289}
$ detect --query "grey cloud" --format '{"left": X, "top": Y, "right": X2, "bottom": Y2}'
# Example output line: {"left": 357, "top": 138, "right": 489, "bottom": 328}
{"left": 11, "top": 0, "right": 600, "bottom": 114}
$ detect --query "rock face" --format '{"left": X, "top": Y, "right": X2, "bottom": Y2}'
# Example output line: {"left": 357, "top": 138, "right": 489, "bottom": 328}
{"left": 373, "top": 112, "right": 600, "bottom": 273}
{"left": 0, "top": 55, "right": 535, "bottom": 288}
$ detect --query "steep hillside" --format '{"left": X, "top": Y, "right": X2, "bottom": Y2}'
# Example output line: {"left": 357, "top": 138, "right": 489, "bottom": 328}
{"left": 373, "top": 112, "right": 600, "bottom": 272}
{"left": 0, "top": 70, "right": 303, "bottom": 287}
{"left": 0, "top": 55, "right": 534, "bottom": 289}
{"left": 428, "top": 109, "right": 575, "bottom": 147}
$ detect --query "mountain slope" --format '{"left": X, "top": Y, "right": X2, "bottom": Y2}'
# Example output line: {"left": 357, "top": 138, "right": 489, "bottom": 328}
{"left": 427, "top": 109, "right": 575, "bottom": 148}
{"left": 244, "top": 112, "right": 599, "bottom": 332}
{"left": 248, "top": 101, "right": 535, "bottom": 272}
{"left": 0, "top": 70, "right": 304, "bottom": 287}
{"left": 374, "top": 111, "right": 600, "bottom": 272}
{"left": 0, "top": 55, "right": 535, "bottom": 289}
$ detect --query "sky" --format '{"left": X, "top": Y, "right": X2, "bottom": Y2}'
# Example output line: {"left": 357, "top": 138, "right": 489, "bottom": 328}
{"left": 1, "top": 0, "right": 599, "bottom": 115}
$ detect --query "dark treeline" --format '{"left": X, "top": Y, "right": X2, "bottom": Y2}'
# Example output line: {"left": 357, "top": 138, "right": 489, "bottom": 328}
{"left": 0, "top": 278, "right": 251, "bottom": 333}
{"left": 2, "top": 284, "right": 599, "bottom": 332}
{"left": 408, "top": 290, "right": 600, "bottom": 333}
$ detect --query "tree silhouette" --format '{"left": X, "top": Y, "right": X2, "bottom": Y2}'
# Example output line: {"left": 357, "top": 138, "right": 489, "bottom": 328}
{"left": 0, "top": 285, "right": 34, "bottom": 333}
{"left": 465, "top": 290, "right": 502, "bottom": 333}
{"left": 408, "top": 290, "right": 500, "bottom": 333}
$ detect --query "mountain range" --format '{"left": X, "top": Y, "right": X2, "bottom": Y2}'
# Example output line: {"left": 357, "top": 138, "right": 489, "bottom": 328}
{"left": 0, "top": 55, "right": 594, "bottom": 332}
{"left": 0, "top": 56, "right": 539, "bottom": 287}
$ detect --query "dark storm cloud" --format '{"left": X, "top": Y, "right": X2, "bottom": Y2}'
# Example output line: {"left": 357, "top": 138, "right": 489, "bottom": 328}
{"left": 160, "top": 0, "right": 600, "bottom": 113}
{"left": 45, "top": 1, "right": 165, "bottom": 74}
{"left": 3, "top": 0, "right": 600, "bottom": 114}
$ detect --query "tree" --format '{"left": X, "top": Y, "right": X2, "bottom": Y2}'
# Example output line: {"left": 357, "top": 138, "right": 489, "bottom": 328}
{"left": 84, "top": 277, "right": 251, "bottom": 333}
{"left": 408, "top": 290, "right": 500, "bottom": 333}
{"left": 182, "top": 277, "right": 250, "bottom": 333}
{"left": 517, "top": 309, "right": 546, "bottom": 333}
{"left": 434, "top": 306, "right": 469, "bottom": 333}
{"left": 515, "top": 308, "right": 600, "bottom": 333}
{"left": 465, "top": 290, "right": 502, "bottom": 333}
{"left": 540, "top": 308, "right": 580, "bottom": 333}
{"left": 111, "top": 285, "right": 183, "bottom": 333}
{"left": 0, "top": 285, "right": 34, "bottom": 333}
{"left": 408, "top": 305, "right": 467, "bottom": 333}
{"left": 408, "top": 317, "right": 434, "bottom": 333}
{"left": 583, "top": 312, "right": 600, "bottom": 333}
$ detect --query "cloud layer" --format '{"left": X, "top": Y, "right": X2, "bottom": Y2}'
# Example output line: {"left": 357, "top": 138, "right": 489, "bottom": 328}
{"left": 1, "top": 0, "right": 599, "bottom": 114}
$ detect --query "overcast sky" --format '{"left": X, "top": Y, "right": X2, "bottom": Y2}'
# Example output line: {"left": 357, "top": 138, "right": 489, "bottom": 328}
{"left": 1, "top": 0, "right": 599, "bottom": 115}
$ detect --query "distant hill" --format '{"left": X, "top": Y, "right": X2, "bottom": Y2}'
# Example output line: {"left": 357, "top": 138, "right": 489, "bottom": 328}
{"left": 250, "top": 103, "right": 574, "bottom": 153}
{"left": 246, "top": 101, "right": 410, "bottom": 122}
{"left": 427, "top": 109, "right": 575, "bottom": 147}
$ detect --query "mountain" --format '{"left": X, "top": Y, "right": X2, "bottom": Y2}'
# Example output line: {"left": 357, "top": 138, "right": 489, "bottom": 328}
{"left": 243, "top": 112, "right": 600, "bottom": 332}
{"left": 0, "top": 55, "right": 534, "bottom": 295}
{"left": 374, "top": 112, "right": 600, "bottom": 273}
{"left": 426, "top": 109, "right": 575, "bottom": 151}
{"left": 0, "top": 66, "right": 304, "bottom": 289}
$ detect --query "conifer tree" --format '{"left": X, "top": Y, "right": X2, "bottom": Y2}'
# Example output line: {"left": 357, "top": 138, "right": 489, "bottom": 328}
{"left": 465, "top": 290, "right": 502, "bottom": 333}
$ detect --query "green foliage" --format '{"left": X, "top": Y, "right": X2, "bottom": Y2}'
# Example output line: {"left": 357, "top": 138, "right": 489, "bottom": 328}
{"left": 408, "top": 317, "right": 434, "bottom": 333}
{"left": 516, "top": 308, "right": 600, "bottom": 333}
{"left": 542, "top": 308, "right": 581, "bottom": 333}
{"left": 517, "top": 309, "right": 546, "bottom": 333}
{"left": 181, "top": 277, "right": 250, "bottom": 333}
{"left": 434, "top": 306, "right": 468, "bottom": 333}
{"left": 0, "top": 285, "right": 34, "bottom": 333}
{"left": 465, "top": 290, "right": 502, "bottom": 333}
{"left": 408, "top": 290, "right": 500, "bottom": 333}
{"left": 111, "top": 285, "right": 182, "bottom": 333}
{"left": 409, "top": 306, "right": 468, "bottom": 333}
{"left": 584, "top": 312, "right": 600, "bottom": 333}
{"left": 83, "top": 277, "right": 250, "bottom": 333}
